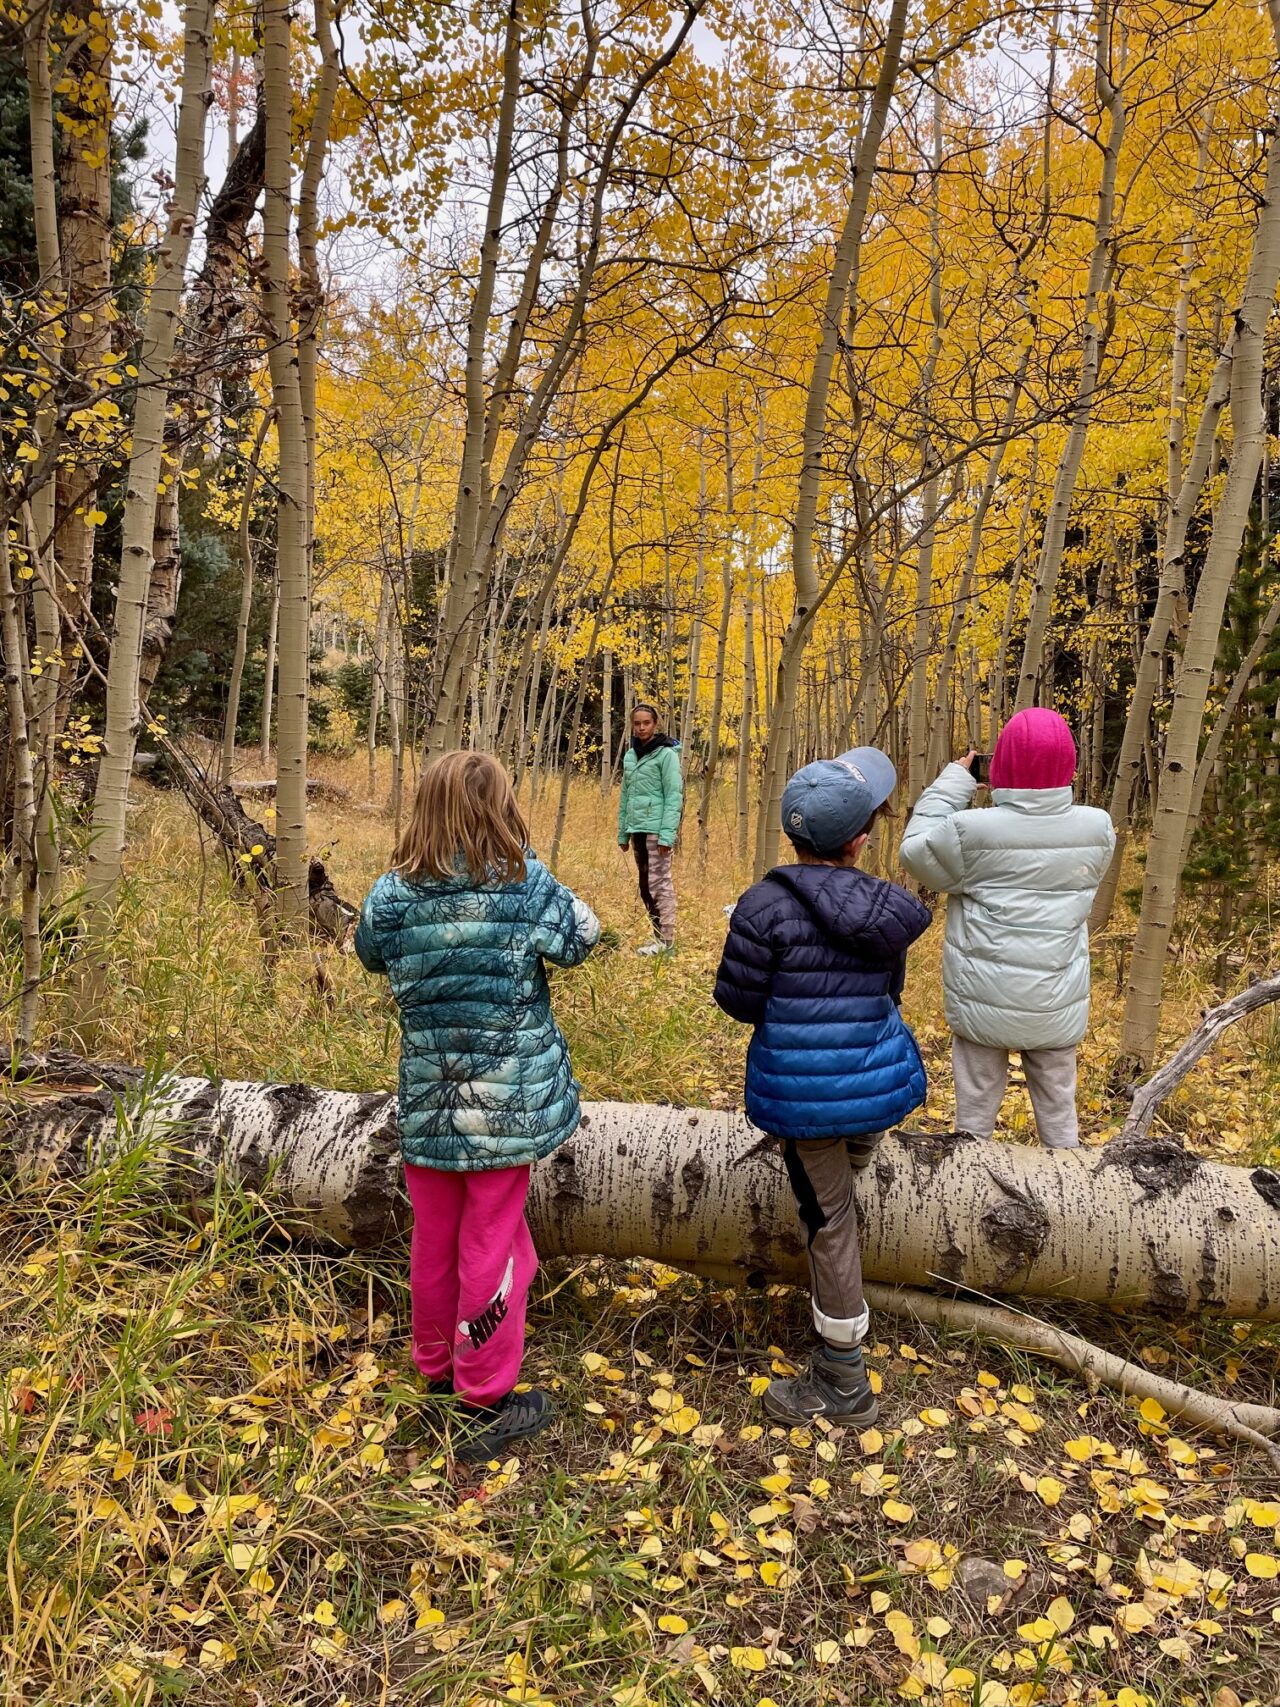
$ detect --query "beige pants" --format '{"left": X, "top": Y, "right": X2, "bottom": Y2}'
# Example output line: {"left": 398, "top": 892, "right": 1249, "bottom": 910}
{"left": 779, "top": 1138, "right": 874, "bottom": 1348}
{"left": 952, "top": 1036, "right": 1080, "bottom": 1149}
{"left": 631, "top": 834, "right": 676, "bottom": 944}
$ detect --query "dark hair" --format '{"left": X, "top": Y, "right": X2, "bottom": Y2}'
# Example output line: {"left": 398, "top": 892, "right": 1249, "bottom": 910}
{"left": 786, "top": 800, "right": 894, "bottom": 858}
{"left": 631, "top": 702, "right": 660, "bottom": 721}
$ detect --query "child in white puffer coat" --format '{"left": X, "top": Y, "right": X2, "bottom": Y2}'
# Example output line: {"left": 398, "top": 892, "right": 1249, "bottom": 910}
{"left": 898, "top": 708, "right": 1115, "bottom": 1150}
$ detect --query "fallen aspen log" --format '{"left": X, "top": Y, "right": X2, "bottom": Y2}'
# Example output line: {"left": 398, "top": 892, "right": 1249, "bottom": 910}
{"left": 6, "top": 1068, "right": 1280, "bottom": 1320}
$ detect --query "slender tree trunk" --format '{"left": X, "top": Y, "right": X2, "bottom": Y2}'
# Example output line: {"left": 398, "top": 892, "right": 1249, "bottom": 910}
{"left": 754, "top": 0, "right": 908, "bottom": 875}
{"left": 221, "top": 409, "right": 272, "bottom": 784}
{"left": 84, "top": 0, "right": 214, "bottom": 935}
{"left": 680, "top": 443, "right": 710, "bottom": 770}
{"left": 53, "top": 0, "right": 113, "bottom": 684}
{"left": 1121, "top": 7, "right": 1280, "bottom": 1064}
{"left": 0, "top": 533, "right": 41, "bottom": 1048}
{"left": 1014, "top": 4, "right": 1125, "bottom": 711}
{"left": 907, "top": 89, "right": 945, "bottom": 802}
{"left": 698, "top": 408, "right": 736, "bottom": 863}
{"left": 367, "top": 575, "right": 389, "bottom": 797}
{"left": 21, "top": 2, "right": 65, "bottom": 901}
{"left": 736, "top": 421, "right": 764, "bottom": 866}
{"left": 260, "top": 576, "right": 279, "bottom": 767}
{"left": 600, "top": 648, "right": 613, "bottom": 796}
{"left": 261, "top": 0, "right": 312, "bottom": 925}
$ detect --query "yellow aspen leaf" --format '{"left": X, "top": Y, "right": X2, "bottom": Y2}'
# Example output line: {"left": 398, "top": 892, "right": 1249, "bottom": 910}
{"left": 170, "top": 1490, "right": 198, "bottom": 1514}
{"left": 1245, "top": 1553, "right": 1280, "bottom": 1579}
{"left": 858, "top": 1427, "right": 884, "bottom": 1454}
{"left": 1115, "top": 1603, "right": 1155, "bottom": 1633}
{"left": 1246, "top": 1500, "right": 1280, "bottom": 1526}
{"left": 925, "top": 1615, "right": 951, "bottom": 1638}
{"left": 1035, "top": 1476, "right": 1064, "bottom": 1507}
{"left": 749, "top": 1376, "right": 770, "bottom": 1396}
{"left": 198, "top": 1639, "right": 235, "bottom": 1670}
{"left": 813, "top": 1640, "right": 841, "bottom": 1664}
{"left": 730, "top": 1646, "right": 767, "bottom": 1672}
{"left": 919, "top": 1408, "right": 949, "bottom": 1428}
{"left": 1137, "top": 1397, "right": 1166, "bottom": 1425}
{"left": 379, "top": 1600, "right": 407, "bottom": 1624}
{"left": 311, "top": 1601, "right": 338, "bottom": 1628}
{"left": 882, "top": 1499, "right": 914, "bottom": 1524}
{"left": 1046, "top": 1596, "right": 1074, "bottom": 1632}
{"left": 1116, "top": 1692, "right": 1152, "bottom": 1707}
{"left": 870, "top": 1590, "right": 892, "bottom": 1613}
{"left": 1158, "top": 1637, "right": 1193, "bottom": 1660}
{"left": 759, "top": 1473, "right": 791, "bottom": 1496}
{"left": 658, "top": 1614, "right": 689, "bottom": 1634}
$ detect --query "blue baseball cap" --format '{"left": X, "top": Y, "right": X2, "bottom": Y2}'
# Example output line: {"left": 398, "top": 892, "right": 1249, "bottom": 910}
{"left": 780, "top": 747, "right": 897, "bottom": 855}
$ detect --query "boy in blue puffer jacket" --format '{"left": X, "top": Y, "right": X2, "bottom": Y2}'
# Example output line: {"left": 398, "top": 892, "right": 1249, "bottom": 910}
{"left": 714, "top": 748, "right": 931, "bottom": 1427}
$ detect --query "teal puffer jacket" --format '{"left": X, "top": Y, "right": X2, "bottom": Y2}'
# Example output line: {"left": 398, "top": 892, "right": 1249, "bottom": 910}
{"left": 898, "top": 763, "right": 1115, "bottom": 1051}
{"left": 354, "top": 859, "right": 600, "bottom": 1170}
{"left": 618, "top": 738, "right": 683, "bottom": 846}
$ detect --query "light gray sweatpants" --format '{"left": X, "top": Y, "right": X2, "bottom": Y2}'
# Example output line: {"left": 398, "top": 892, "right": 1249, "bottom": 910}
{"left": 952, "top": 1036, "right": 1080, "bottom": 1150}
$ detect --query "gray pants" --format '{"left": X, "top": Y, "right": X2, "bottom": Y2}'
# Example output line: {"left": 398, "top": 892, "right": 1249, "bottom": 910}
{"left": 780, "top": 1137, "right": 880, "bottom": 1348}
{"left": 952, "top": 1036, "right": 1080, "bottom": 1149}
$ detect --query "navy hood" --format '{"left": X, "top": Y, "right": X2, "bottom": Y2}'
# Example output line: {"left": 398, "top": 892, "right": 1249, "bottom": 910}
{"left": 763, "top": 863, "right": 931, "bottom": 959}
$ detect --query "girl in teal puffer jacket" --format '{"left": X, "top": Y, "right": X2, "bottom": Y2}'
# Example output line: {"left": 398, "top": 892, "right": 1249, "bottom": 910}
{"left": 618, "top": 703, "right": 683, "bottom": 953}
{"left": 898, "top": 709, "right": 1115, "bottom": 1150}
{"left": 356, "top": 751, "right": 599, "bottom": 1460}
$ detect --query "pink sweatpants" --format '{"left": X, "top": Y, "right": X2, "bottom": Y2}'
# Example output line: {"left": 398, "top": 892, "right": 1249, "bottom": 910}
{"left": 403, "top": 1162, "right": 538, "bottom": 1407}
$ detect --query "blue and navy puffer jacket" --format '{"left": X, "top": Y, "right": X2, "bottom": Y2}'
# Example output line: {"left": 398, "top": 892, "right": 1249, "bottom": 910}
{"left": 714, "top": 864, "right": 932, "bottom": 1140}
{"left": 355, "top": 858, "right": 600, "bottom": 1171}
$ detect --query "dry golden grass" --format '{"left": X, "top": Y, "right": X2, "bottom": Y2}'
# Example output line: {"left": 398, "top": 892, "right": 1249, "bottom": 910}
{"left": 3, "top": 754, "right": 1279, "bottom": 1706}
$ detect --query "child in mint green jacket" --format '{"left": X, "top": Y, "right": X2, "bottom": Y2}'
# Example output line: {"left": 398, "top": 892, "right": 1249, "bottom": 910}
{"left": 618, "top": 703, "right": 682, "bottom": 954}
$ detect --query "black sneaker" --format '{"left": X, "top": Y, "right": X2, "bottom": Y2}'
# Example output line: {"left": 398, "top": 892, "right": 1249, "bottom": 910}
{"left": 761, "top": 1347, "right": 879, "bottom": 1428}
{"left": 454, "top": 1388, "right": 556, "bottom": 1462}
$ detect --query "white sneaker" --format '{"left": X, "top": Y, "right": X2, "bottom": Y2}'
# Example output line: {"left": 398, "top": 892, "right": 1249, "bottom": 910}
{"left": 636, "top": 941, "right": 673, "bottom": 956}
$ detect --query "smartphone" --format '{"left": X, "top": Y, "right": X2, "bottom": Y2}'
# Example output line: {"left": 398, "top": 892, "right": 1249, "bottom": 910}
{"left": 972, "top": 753, "right": 992, "bottom": 785}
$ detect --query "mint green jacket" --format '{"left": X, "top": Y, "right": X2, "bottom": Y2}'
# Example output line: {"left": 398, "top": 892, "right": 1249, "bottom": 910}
{"left": 618, "top": 740, "right": 683, "bottom": 847}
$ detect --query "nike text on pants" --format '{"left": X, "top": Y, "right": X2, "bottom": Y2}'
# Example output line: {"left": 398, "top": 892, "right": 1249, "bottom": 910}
{"left": 779, "top": 1137, "right": 875, "bottom": 1348}
{"left": 404, "top": 1161, "right": 538, "bottom": 1406}
{"left": 951, "top": 1035, "right": 1080, "bottom": 1149}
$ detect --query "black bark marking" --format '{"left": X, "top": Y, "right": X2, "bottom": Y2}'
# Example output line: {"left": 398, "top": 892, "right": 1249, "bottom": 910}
{"left": 937, "top": 1213, "right": 966, "bottom": 1284}
{"left": 1145, "top": 1240, "right": 1190, "bottom": 1314}
{"left": 896, "top": 1129, "right": 980, "bottom": 1173}
{"left": 1101, "top": 1137, "right": 1201, "bottom": 1199}
{"left": 978, "top": 1169, "right": 1050, "bottom": 1281}
{"left": 1251, "top": 1168, "right": 1280, "bottom": 1211}
{"left": 1106, "top": 1259, "right": 1120, "bottom": 1299}
{"left": 679, "top": 1151, "right": 707, "bottom": 1216}
{"left": 651, "top": 1164, "right": 676, "bottom": 1231}
{"left": 547, "top": 1145, "right": 585, "bottom": 1213}
{"left": 266, "top": 1083, "right": 321, "bottom": 1134}
{"left": 1197, "top": 1239, "right": 1222, "bottom": 1311}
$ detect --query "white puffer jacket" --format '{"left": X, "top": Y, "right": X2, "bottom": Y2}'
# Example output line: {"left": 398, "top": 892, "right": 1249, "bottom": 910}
{"left": 898, "top": 763, "right": 1116, "bottom": 1051}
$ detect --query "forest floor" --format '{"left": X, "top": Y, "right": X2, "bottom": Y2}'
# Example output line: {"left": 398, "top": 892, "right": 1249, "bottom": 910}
{"left": 3, "top": 751, "right": 1280, "bottom": 1707}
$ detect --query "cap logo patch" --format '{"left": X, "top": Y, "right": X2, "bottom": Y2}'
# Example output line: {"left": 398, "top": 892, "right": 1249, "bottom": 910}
{"left": 789, "top": 810, "right": 805, "bottom": 829}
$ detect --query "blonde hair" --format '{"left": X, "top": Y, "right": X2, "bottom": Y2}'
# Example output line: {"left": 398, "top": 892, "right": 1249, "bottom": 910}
{"left": 393, "top": 751, "right": 528, "bottom": 884}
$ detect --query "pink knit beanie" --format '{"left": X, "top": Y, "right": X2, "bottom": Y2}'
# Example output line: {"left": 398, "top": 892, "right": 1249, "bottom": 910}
{"left": 988, "top": 707, "right": 1077, "bottom": 790}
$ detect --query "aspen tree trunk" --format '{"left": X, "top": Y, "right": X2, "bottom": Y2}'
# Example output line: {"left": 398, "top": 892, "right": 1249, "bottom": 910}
{"left": 992, "top": 441, "right": 1038, "bottom": 737}
{"left": 260, "top": 577, "right": 279, "bottom": 767}
{"left": 736, "top": 419, "right": 765, "bottom": 865}
{"left": 261, "top": 0, "right": 313, "bottom": 925}
{"left": 83, "top": 0, "right": 214, "bottom": 935}
{"left": 550, "top": 463, "right": 624, "bottom": 865}
{"left": 680, "top": 445, "right": 710, "bottom": 769}
{"left": 907, "top": 90, "right": 945, "bottom": 803}
{"left": 1014, "top": 3, "right": 1124, "bottom": 712}
{"left": 1121, "top": 4, "right": 1280, "bottom": 1064}
{"left": 0, "top": 533, "right": 41, "bottom": 1048}
{"left": 21, "top": 3, "right": 66, "bottom": 901}
{"left": 11, "top": 1075, "right": 1280, "bottom": 1321}
{"left": 1091, "top": 232, "right": 1234, "bottom": 928}
{"left": 367, "top": 577, "right": 389, "bottom": 797}
{"left": 600, "top": 648, "right": 613, "bottom": 796}
{"left": 53, "top": 0, "right": 113, "bottom": 675}
{"left": 221, "top": 409, "right": 273, "bottom": 784}
{"left": 754, "top": 0, "right": 908, "bottom": 876}
{"left": 1085, "top": 532, "right": 1117, "bottom": 805}
{"left": 698, "top": 408, "right": 736, "bottom": 863}
{"left": 1179, "top": 588, "right": 1280, "bottom": 870}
